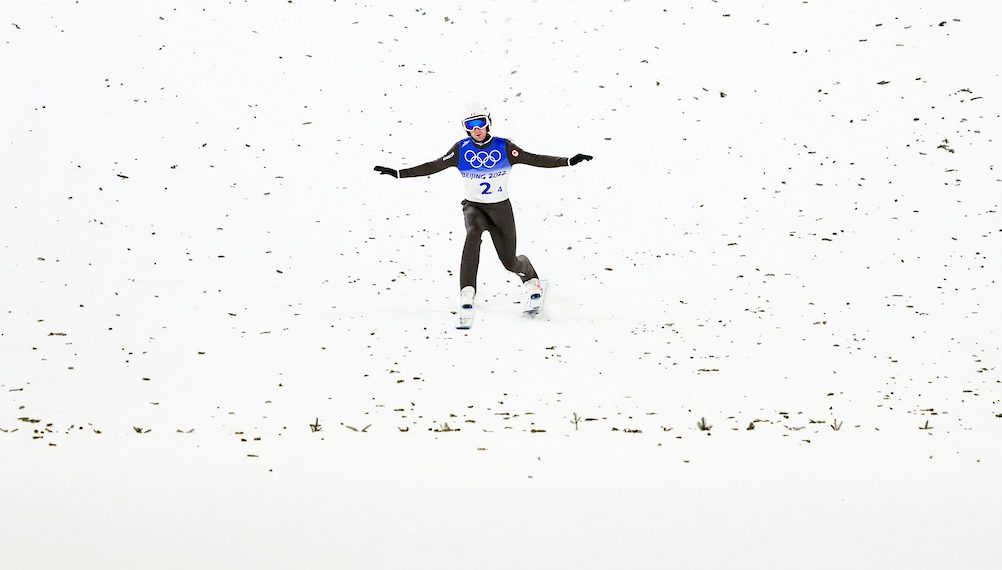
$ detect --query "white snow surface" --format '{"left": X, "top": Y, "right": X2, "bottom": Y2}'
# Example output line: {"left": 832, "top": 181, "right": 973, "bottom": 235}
{"left": 2, "top": 1, "right": 1000, "bottom": 568}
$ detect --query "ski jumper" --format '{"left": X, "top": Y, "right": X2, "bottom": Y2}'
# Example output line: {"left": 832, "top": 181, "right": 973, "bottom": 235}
{"left": 397, "top": 135, "right": 569, "bottom": 290}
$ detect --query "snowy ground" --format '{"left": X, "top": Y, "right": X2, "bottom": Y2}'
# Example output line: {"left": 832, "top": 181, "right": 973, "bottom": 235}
{"left": 2, "top": 1, "right": 1000, "bottom": 568}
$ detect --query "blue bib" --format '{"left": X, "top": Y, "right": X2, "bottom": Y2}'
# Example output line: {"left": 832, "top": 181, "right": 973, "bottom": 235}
{"left": 457, "top": 137, "right": 512, "bottom": 203}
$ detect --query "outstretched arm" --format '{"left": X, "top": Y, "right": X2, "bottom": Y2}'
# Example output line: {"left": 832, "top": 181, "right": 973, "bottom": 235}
{"left": 506, "top": 141, "right": 592, "bottom": 168}
{"left": 374, "top": 143, "right": 460, "bottom": 179}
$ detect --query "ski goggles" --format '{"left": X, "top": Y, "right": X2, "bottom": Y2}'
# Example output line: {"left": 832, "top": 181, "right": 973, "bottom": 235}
{"left": 463, "top": 116, "right": 489, "bottom": 130}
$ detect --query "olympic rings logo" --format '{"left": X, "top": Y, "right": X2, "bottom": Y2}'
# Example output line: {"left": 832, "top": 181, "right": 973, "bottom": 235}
{"left": 464, "top": 149, "right": 503, "bottom": 169}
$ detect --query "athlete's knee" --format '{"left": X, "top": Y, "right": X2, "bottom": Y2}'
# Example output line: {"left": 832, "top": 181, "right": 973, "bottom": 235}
{"left": 466, "top": 217, "right": 489, "bottom": 235}
{"left": 465, "top": 226, "right": 487, "bottom": 244}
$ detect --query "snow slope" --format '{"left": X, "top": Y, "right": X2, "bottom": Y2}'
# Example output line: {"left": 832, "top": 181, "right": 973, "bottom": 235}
{"left": 2, "top": 1, "right": 999, "bottom": 568}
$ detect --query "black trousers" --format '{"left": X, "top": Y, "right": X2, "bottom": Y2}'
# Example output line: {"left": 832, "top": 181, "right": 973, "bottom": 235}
{"left": 460, "top": 199, "right": 538, "bottom": 290}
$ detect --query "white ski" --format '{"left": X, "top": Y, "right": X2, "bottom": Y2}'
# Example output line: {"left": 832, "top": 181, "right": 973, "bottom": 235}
{"left": 456, "top": 303, "right": 475, "bottom": 329}
{"left": 523, "top": 280, "right": 549, "bottom": 316}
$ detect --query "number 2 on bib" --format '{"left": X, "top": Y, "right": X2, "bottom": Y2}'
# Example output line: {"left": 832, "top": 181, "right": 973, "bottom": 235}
{"left": 480, "top": 182, "right": 502, "bottom": 195}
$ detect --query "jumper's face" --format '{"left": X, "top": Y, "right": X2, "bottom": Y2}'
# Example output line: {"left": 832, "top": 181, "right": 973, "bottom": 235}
{"left": 470, "top": 126, "right": 488, "bottom": 142}
{"left": 464, "top": 116, "right": 489, "bottom": 142}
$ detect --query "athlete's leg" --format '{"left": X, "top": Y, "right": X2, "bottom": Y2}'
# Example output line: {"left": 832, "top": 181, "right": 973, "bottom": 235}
{"left": 485, "top": 200, "right": 537, "bottom": 283}
{"left": 460, "top": 200, "right": 490, "bottom": 290}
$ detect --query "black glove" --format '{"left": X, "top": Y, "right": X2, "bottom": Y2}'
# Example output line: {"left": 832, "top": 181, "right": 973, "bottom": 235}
{"left": 569, "top": 153, "right": 593, "bottom": 166}
{"left": 374, "top": 165, "right": 398, "bottom": 178}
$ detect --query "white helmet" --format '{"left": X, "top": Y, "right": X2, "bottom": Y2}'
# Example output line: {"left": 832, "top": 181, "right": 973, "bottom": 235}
{"left": 461, "top": 102, "right": 492, "bottom": 132}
